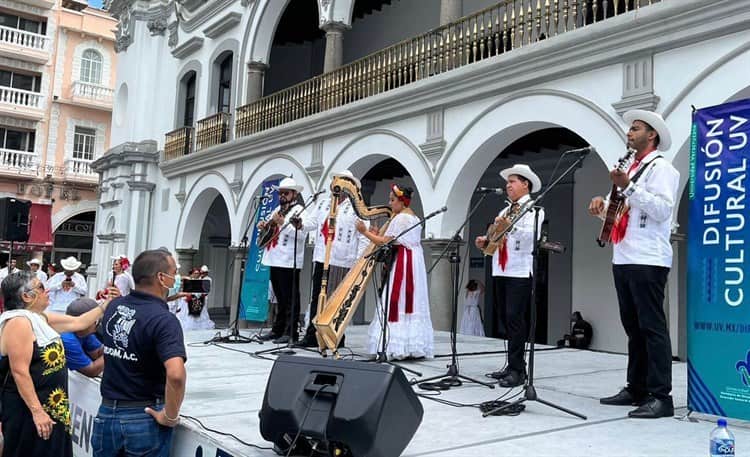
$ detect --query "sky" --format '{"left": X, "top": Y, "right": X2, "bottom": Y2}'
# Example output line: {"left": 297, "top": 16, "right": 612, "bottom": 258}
{"left": 88, "top": 0, "right": 105, "bottom": 9}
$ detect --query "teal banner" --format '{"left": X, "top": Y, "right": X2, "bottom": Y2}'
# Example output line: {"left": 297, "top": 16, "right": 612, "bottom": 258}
{"left": 688, "top": 98, "right": 750, "bottom": 420}
{"left": 241, "top": 179, "right": 279, "bottom": 322}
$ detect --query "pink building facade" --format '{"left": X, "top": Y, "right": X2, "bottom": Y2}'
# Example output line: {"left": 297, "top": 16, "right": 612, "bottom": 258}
{"left": 0, "top": 0, "right": 116, "bottom": 271}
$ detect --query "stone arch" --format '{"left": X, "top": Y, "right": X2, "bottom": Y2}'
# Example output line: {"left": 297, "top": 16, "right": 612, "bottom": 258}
{"left": 435, "top": 90, "right": 625, "bottom": 236}
{"left": 661, "top": 40, "right": 750, "bottom": 200}
{"left": 321, "top": 128, "right": 433, "bottom": 195}
{"left": 175, "top": 172, "right": 236, "bottom": 249}
{"left": 52, "top": 200, "right": 99, "bottom": 231}
{"left": 174, "top": 59, "right": 202, "bottom": 129}
{"left": 236, "top": 154, "right": 313, "bottom": 241}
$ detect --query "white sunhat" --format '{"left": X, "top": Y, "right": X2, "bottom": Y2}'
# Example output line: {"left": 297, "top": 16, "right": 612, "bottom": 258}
{"left": 499, "top": 164, "right": 543, "bottom": 193}
{"left": 200, "top": 265, "right": 209, "bottom": 273}
{"left": 27, "top": 258, "right": 42, "bottom": 267}
{"left": 623, "top": 109, "right": 672, "bottom": 151}
{"left": 60, "top": 256, "right": 82, "bottom": 271}
{"left": 275, "top": 177, "right": 303, "bottom": 192}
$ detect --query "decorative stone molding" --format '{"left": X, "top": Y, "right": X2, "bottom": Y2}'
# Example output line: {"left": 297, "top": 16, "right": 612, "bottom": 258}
{"left": 148, "top": 17, "right": 168, "bottom": 36}
{"left": 240, "top": 0, "right": 253, "bottom": 7}
{"left": 114, "top": 7, "right": 133, "bottom": 53}
{"left": 420, "top": 109, "right": 446, "bottom": 170}
{"left": 612, "top": 55, "right": 661, "bottom": 116}
{"left": 97, "top": 232, "right": 127, "bottom": 242}
{"left": 306, "top": 140, "right": 324, "bottom": 182}
{"left": 179, "top": 0, "right": 236, "bottom": 32}
{"left": 203, "top": 12, "right": 242, "bottom": 39}
{"left": 230, "top": 163, "right": 243, "bottom": 197}
{"left": 101, "top": 199, "right": 122, "bottom": 209}
{"left": 174, "top": 176, "right": 187, "bottom": 205}
{"left": 171, "top": 37, "right": 204, "bottom": 59}
{"left": 168, "top": 22, "right": 179, "bottom": 48}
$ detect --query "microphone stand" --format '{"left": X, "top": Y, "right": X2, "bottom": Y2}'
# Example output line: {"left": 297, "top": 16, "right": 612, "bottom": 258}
{"left": 212, "top": 195, "right": 266, "bottom": 344}
{"left": 255, "top": 191, "right": 323, "bottom": 357}
{"left": 414, "top": 192, "right": 496, "bottom": 390}
{"left": 365, "top": 207, "right": 446, "bottom": 377}
{"left": 483, "top": 150, "right": 590, "bottom": 420}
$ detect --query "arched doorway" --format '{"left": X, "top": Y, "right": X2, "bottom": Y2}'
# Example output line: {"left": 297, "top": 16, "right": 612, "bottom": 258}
{"left": 194, "top": 196, "right": 232, "bottom": 320}
{"left": 263, "top": 0, "right": 325, "bottom": 96}
{"left": 467, "top": 128, "right": 589, "bottom": 345}
{"left": 49, "top": 211, "right": 96, "bottom": 273}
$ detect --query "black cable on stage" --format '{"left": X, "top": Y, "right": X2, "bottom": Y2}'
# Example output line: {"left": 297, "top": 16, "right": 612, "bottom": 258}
{"left": 434, "top": 345, "right": 562, "bottom": 359}
{"left": 285, "top": 384, "right": 328, "bottom": 457}
{"left": 180, "top": 414, "right": 274, "bottom": 451}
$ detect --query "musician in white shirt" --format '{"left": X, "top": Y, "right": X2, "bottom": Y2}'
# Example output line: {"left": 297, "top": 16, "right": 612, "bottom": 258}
{"left": 588, "top": 109, "right": 679, "bottom": 419}
{"left": 27, "top": 258, "right": 47, "bottom": 282}
{"left": 299, "top": 170, "right": 370, "bottom": 348}
{"left": 475, "top": 164, "right": 544, "bottom": 388}
{"left": 0, "top": 258, "right": 20, "bottom": 282}
{"left": 46, "top": 256, "right": 88, "bottom": 313}
{"left": 257, "top": 177, "right": 316, "bottom": 344}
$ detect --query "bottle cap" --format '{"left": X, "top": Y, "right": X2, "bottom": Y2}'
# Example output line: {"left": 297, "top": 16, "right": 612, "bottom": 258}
{"left": 718, "top": 418, "right": 727, "bottom": 427}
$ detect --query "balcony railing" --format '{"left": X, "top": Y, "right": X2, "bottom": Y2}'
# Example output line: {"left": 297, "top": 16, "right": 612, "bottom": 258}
{"left": 0, "top": 148, "right": 37, "bottom": 174}
{"left": 195, "top": 112, "right": 230, "bottom": 151}
{"left": 72, "top": 81, "right": 114, "bottom": 104}
{"left": 0, "top": 25, "right": 49, "bottom": 52}
{"left": 165, "top": 126, "right": 195, "bottom": 160}
{"left": 235, "top": 0, "right": 658, "bottom": 137}
{"left": 65, "top": 158, "right": 96, "bottom": 178}
{"left": 0, "top": 86, "right": 44, "bottom": 109}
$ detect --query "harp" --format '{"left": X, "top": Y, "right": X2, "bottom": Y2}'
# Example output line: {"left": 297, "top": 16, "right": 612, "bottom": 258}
{"left": 313, "top": 176, "right": 392, "bottom": 356}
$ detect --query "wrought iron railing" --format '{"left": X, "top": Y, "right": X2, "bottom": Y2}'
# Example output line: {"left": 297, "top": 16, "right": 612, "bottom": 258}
{"left": 164, "top": 126, "right": 194, "bottom": 160}
{"left": 235, "top": 0, "right": 658, "bottom": 137}
{"left": 195, "top": 112, "right": 230, "bottom": 151}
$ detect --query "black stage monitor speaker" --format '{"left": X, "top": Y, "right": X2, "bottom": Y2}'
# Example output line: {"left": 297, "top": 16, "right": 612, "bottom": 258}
{"left": 0, "top": 197, "right": 31, "bottom": 242}
{"left": 259, "top": 355, "right": 423, "bottom": 457}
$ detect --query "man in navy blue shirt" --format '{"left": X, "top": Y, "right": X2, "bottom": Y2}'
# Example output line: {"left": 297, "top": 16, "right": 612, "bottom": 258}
{"left": 61, "top": 297, "right": 104, "bottom": 377}
{"left": 92, "top": 249, "right": 187, "bottom": 457}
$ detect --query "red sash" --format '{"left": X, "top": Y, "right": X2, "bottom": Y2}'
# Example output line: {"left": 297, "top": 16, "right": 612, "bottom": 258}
{"left": 389, "top": 245, "right": 414, "bottom": 322}
{"left": 611, "top": 159, "right": 642, "bottom": 244}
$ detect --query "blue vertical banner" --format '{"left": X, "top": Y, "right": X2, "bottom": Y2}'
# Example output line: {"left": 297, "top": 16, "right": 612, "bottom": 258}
{"left": 688, "top": 98, "right": 750, "bottom": 421}
{"left": 241, "top": 179, "right": 279, "bottom": 322}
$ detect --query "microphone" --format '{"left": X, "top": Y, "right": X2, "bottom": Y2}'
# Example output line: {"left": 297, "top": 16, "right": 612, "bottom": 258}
{"left": 475, "top": 187, "right": 504, "bottom": 195}
{"left": 424, "top": 206, "right": 448, "bottom": 219}
{"left": 565, "top": 146, "right": 595, "bottom": 155}
{"left": 310, "top": 189, "right": 326, "bottom": 201}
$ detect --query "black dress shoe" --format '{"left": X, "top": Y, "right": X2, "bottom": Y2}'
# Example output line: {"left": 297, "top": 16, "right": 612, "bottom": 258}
{"left": 628, "top": 396, "right": 674, "bottom": 419}
{"left": 498, "top": 370, "right": 526, "bottom": 388}
{"left": 297, "top": 335, "right": 318, "bottom": 348}
{"left": 487, "top": 366, "right": 511, "bottom": 380}
{"left": 272, "top": 335, "right": 290, "bottom": 344}
{"left": 600, "top": 388, "right": 646, "bottom": 406}
{"left": 258, "top": 332, "right": 279, "bottom": 341}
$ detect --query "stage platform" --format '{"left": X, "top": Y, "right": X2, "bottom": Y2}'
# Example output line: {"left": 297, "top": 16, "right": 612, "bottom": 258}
{"left": 70, "top": 326, "right": 750, "bottom": 457}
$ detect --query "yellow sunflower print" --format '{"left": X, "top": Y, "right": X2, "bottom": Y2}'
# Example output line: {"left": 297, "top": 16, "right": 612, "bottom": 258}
{"left": 44, "top": 387, "right": 71, "bottom": 433}
{"left": 41, "top": 342, "right": 66, "bottom": 375}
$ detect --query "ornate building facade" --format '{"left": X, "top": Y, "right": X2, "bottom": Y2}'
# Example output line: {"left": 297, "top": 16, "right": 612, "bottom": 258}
{"left": 0, "top": 0, "right": 117, "bottom": 268}
{"left": 93, "top": 0, "right": 750, "bottom": 355}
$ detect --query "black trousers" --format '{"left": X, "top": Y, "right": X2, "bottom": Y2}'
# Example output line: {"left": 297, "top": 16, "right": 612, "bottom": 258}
{"left": 612, "top": 264, "right": 672, "bottom": 399}
{"left": 492, "top": 275, "right": 532, "bottom": 372}
{"left": 269, "top": 266, "right": 301, "bottom": 339}
{"left": 304, "top": 262, "right": 325, "bottom": 338}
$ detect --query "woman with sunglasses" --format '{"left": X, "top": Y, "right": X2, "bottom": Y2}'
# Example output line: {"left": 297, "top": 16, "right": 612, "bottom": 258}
{"left": 0, "top": 272, "right": 118, "bottom": 457}
{"left": 356, "top": 184, "right": 434, "bottom": 360}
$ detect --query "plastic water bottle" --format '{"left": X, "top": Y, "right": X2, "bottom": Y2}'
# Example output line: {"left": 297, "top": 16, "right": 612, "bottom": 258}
{"left": 710, "top": 418, "right": 735, "bottom": 456}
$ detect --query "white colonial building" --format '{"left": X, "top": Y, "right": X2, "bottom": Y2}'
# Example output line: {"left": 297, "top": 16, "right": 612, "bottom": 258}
{"left": 91, "top": 0, "right": 750, "bottom": 357}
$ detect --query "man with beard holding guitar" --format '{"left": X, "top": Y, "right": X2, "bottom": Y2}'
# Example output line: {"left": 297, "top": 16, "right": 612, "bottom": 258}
{"left": 588, "top": 110, "right": 679, "bottom": 419}
{"left": 257, "top": 177, "right": 316, "bottom": 344}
